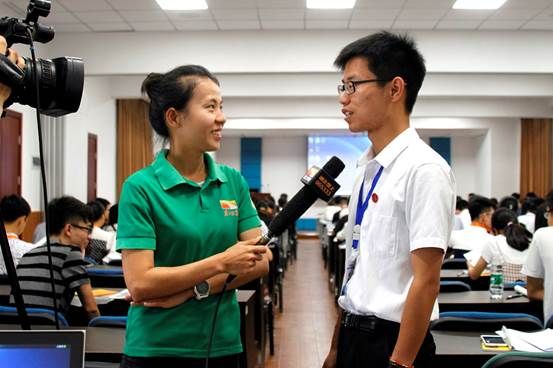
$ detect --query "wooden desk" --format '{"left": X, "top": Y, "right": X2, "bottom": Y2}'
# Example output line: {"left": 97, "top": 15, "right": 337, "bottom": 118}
{"left": 433, "top": 330, "right": 495, "bottom": 368}
{"left": 438, "top": 290, "right": 543, "bottom": 320}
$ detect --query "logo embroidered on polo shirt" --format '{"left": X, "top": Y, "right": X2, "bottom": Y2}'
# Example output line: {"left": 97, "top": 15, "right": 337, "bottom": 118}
{"left": 220, "top": 200, "right": 239, "bottom": 216}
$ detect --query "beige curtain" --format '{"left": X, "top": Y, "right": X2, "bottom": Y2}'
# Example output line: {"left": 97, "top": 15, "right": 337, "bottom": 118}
{"left": 520, "top": 118, "right": 552, "bottom": 198}
{"left": 116, "top": 99, "right": 153, "bottom": 200}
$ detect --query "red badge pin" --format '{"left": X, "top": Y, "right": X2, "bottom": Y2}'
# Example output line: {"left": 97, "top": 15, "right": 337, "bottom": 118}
{"left": 372, "top": 192, "right": 379, "bottom": 203}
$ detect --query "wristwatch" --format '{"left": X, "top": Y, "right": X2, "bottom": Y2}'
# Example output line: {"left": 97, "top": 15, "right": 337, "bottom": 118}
{"left": 193, "top": 281, "right": 210, "bottom": 300}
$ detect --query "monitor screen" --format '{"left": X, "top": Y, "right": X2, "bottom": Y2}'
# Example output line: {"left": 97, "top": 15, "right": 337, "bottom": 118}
{"left": 0, "top": 330, "right": 84, "bottom": 368}
{"left": 307, "top": 135, "right": 371, "bottom": 196}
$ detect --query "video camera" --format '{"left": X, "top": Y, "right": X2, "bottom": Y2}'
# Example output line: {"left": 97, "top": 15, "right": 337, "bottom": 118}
{"left": 0, "top": 0, "right": 84, "bottom": 116}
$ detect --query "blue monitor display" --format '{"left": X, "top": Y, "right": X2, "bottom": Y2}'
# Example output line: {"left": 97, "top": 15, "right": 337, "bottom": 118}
{"left": 308, "top": 135, "right": 371, "bottom": 196}
{"left": 0, "top": 345, "right": 71, "bottom": 368}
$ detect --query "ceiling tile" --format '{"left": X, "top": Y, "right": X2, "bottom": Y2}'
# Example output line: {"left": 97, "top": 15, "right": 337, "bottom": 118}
{"left": 165, "top": 10, "right": 212, "bottom": 20}
{"left": 0, "top": 3, "right": 19, "bottom": 16}
{"left": 306, "top": 20, "right": 349, "bottom": 29}
{"left": 258, "top": 8, "right": 304, "bottom": 20}
{"left": 355, "top": 0, "right": 406, "bottom": 8}
{"left": 436, "top": 19, "right": 482, "bottom": 29}
{"left": 478, "top": 19, "right": 525, "bottom": 29}
{"left": 403, "top": 0, "right": 456, "bottom": 9}
{"left": 489, "top": 8, "right": 542, "bottom": 20}
{"left": 256, "top": 0, "right": 304, "bottom": 8}
{"left": 49, "top": 23, "right": 90, "bottom": 32}
{"left": 521, "top": 19, "right": 553, "bottom": 29}
{"left": 74, "top": 11, "right": 125, "bottom": 23}
{"left": 87, "top": 22, "right": 133, "bottom": 31}
{"left": 532, "top": 7, "right": 553, "bottom": 20}
{"left": 212, "top": 8, "right": 259, "bottom": 19}
{"left": 120, "top": 10, "right": 168, "bottom": 22}
{"left": 57, "top": 0, "right": 112, "bottom": 12}
{"left": 444, "top": 9, "right": 495, "bottom": 20}
{"left": 306, "top": 9, "right": 353, "bottom": 20}
{"left": 349, "top": 19, "right": 394, "bottom": 29}
{"left": 207, "top": 0, "right": 257, "bottom": 8}
{"left": 261, "top": 20, "right": 304, "bottom": 29}
{"left": 350, "top": 8, "right": 401, "bottom": 20}
{"left": 130, "top": 21, "right": 175, "bottom": 31}
{"left": 173, "top": 20, "right": 218, "bottom": 30}
{"left": 393, "top": 19, "right": 438, "bottom": 29}
{"left": 217, "top": 20, "right": 260, "bottom": 30}
{"left": 397, "top": 8, "right": 448, "bottom": 20}
{"left": 502, "top": 0, "right": 553, "bottom": 9}
{"left": 40, "top": 11, "right": 80, "bottom": 23}
{"left": 107, "top": 0, "right": 161, "bottom": 10}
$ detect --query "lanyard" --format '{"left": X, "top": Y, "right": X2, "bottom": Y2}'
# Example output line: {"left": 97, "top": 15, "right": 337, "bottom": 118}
{"left": 352, "top": 165, "right": 383, "bottom": 249}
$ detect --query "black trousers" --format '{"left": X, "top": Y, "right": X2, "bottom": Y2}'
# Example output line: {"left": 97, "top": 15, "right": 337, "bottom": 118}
{"left": 120, "top": 353, "right": 241, "bottom": 368}
{"left": 336, "top": 313, "right": 435, "bottom": 368}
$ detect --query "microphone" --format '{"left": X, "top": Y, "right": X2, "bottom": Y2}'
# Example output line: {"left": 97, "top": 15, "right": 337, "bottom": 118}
{"left": 226, "top": 156, "right": 345, "bottom": 283}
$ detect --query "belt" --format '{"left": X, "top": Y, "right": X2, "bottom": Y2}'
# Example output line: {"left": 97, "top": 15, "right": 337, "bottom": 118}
{"left": 341, "top": 312, "right": 398, "bottom": 332}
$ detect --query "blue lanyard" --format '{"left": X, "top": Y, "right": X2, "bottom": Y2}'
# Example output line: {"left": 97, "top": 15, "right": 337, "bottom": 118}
{"left": 352, "top": 165, "right": 383, "bottom": 249}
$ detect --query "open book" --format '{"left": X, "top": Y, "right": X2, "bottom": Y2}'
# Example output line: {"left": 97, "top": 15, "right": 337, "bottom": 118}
{"left": 498, "top": 326, "right": 553, "bottom": 352}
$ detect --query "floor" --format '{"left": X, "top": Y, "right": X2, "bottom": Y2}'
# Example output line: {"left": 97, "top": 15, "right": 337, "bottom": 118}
{"left": 264, "top": 239, "right": 338, "bottom": 368}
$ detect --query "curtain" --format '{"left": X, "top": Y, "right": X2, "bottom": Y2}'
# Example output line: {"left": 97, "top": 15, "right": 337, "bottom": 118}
{"left": 520, "top": 118, "right": 552, "bottom": 198}
{"left": 116, "top": 99, "right": 153, "bottom": 200}
{"left": 39, "top": 114, "right": 65, "bottom": 211}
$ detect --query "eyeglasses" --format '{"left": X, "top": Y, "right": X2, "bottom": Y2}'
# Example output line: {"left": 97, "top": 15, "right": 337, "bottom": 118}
{"left": 71, "top": 224, "right": 93, "bottom": 234}
{"left": 337, "top": 79, "right": 389, "bottom": 95}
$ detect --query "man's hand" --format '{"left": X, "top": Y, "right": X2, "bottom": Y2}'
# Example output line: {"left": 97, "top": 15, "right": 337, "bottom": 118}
{"left": 0, "top": 36, "right": 25, "bottom": 107}
{"left": 128, "top": 289, "right": 195, "bottom": 309}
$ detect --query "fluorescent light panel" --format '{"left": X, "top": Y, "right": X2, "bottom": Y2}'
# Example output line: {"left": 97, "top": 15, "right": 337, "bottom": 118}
{"left": 156, "top": 0, "right": 208, "bottom": 11}
{"left": 452, "top": 0, "right": 507, "bottom": 10}
{"left": 307, "top": 0, "right": 356, "bottom": 9}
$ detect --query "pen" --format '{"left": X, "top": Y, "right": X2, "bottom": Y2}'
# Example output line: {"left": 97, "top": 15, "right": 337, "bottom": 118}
{"left": 506, "top": 294, "right": 524, "bottom": 300}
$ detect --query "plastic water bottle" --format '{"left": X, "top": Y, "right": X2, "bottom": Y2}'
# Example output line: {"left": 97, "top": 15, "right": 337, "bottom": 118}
{"left": 489, "top": 255, "right": 504, "bottom": 301}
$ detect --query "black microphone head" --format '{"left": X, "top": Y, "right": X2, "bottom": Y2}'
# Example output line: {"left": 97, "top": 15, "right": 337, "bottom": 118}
{"left": 321, "top": 156, "right": 345, "bottom": 178}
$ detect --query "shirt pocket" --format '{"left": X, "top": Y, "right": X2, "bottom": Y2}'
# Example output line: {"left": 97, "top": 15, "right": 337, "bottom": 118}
{"left": 368, "top": 214, "right": 398, "bottom": 258}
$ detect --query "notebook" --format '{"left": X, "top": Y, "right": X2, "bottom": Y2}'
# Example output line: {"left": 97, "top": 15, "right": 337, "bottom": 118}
{"left": 0, "top": 330, "right": 85, "bottom": 368}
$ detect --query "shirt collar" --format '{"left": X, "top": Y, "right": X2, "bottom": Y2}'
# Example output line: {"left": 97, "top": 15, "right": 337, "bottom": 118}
{"left": 153, "top": 149, "right": 228, "bottom": 191}
{"left": 357, "top": 127, "right": 419, "bottom": 169}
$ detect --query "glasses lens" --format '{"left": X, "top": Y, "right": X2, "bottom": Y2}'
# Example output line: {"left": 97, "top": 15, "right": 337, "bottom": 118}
{"left": 346, "top": 81, "right": 355, "bottom": 94}
{"left": 337, "top": 84, "right": 345, "bottom": 94}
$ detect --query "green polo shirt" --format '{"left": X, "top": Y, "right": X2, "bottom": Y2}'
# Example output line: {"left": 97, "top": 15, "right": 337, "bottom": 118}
{"left": 117, "top": 149, "right": 260, "bottom": 358}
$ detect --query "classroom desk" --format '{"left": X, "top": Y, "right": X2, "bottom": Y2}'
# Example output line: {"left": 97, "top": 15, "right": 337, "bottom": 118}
{"left": 438, "top": 290, "right": 543, "bottom": 321}
{"left": 440, "top": 269, "right": 491, "bottom": 291}
{"left": 433, "top": 330, "right": 495, "bottom": 368}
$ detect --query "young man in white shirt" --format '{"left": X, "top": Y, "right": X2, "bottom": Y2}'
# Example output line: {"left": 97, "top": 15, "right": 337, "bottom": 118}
{"left": 0, "top": 195, "right": 37, "bottom": 274}
{"left": 521, "top": 198, "right": 553, "bottom": 326}
{"left": 323, "top": 32, "right": 456, "bottom": 368}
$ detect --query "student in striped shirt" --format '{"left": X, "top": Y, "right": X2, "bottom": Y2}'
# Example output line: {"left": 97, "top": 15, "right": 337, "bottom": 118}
{"left": 13, "top": 196, "right": 100, "bottom": 320}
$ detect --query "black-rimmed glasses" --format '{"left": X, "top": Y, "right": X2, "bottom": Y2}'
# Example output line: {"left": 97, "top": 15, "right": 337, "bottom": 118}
{"left": 71, "top": 223, "right": 93, "bottom": 234}
{"left": 337, "top": 79, "right": 389, "bottom": 95}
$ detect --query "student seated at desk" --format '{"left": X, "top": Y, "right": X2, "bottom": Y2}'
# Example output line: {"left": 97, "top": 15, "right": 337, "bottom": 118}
{"left": 0, "top": 195, "right": 38, "bottom": 275}
{"left": 11, "top": 196, "right": 100, "bottom": 321}
{"left": 468, "top": 208, "right": 531, "bottom": 283}
{"left": 86, "top": 200, "right": 115, "bottom": 264}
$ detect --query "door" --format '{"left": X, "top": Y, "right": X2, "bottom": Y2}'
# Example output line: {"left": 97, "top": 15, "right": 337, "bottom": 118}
{"left": 87, "top": 133, "right": 97, "bottom": 202}
{"left": 0, "top": 110, "right": 22, "bottom": 197}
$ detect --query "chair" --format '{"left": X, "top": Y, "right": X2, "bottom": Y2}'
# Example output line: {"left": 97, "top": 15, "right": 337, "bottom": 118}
{"left": 440, "top": 280, "right": 471, "bottom": 292}
{"left": 481, "top": 351, "right": 553, "bottom": 368}
{"left": 88, "top": 316, "right": 127, "bottom": 327}
{"left": 442, "top": 258, "right": 468, "bottom": 270}
{"left": 0, "top": 306, "right": 68, "bottom": 326}
{"left": 431, "top": 311, "right": 543, "bottom": 332}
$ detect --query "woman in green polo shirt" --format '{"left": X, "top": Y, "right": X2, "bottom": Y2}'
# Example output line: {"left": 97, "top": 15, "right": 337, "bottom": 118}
{"left": 117, "top": 65, "right": 269, "bottom": 368}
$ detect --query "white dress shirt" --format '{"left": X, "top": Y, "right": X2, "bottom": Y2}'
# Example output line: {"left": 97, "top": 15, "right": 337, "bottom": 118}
{"left": 0, "top": 233, "right": 38, "bottom": 275}
{"left": 338, "top": 128, "right": 456, "bottom": 323}
{"left": 449, "top": 225, "right": 494, "bottom": 253}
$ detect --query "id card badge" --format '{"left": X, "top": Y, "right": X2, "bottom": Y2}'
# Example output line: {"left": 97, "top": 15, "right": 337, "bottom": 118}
{"left": 341, "top": 247, "right": 359, "bottom": 295}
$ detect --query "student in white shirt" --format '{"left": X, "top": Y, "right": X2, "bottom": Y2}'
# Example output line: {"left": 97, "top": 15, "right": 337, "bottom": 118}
{"left": 468, "top": 208, "right": 531, "bottom": 283}
{"left": 518, "top": 196, "right": 541, "bottom": 234}
{"left": 522, "top": 198, "right": 553, "bottom": 325}
{"left": 449, "top": 195, "right": 495, "bottom": 258}
{"left": 0, "top": 195, "right": 37, "bottom": 274}
{"left": 85, "top": 200, "right": 115, "bottom": 264}
{"left": 323, "top": 32, "right": 456, "bottom": 368}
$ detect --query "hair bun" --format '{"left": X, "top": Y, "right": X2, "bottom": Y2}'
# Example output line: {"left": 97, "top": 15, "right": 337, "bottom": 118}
{"left": 141, "top": 72, "right": 163, "bottom": 98}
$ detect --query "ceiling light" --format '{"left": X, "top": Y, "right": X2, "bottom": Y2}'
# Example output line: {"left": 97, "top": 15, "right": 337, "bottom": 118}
{"left": 307, "top": 0, "right": 356, "bottom": 9}
{"left": 156, "top": 0, "right": 208, "bottom": 11}
{"left": 452, "top": 0, "right": 507, "bottom": 10}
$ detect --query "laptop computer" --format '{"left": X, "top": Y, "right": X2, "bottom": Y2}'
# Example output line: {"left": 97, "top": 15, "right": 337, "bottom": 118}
{"left": 0, "top": 330, "right": 85, "bottom": 368}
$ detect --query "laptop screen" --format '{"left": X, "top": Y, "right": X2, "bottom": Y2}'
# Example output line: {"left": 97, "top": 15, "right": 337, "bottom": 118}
{"left": 0, "top": 330, "right": 85, "bottom": 368}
